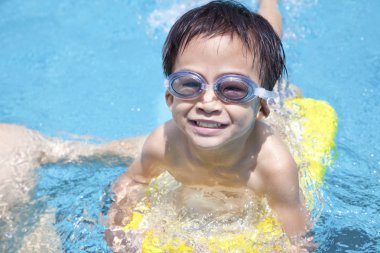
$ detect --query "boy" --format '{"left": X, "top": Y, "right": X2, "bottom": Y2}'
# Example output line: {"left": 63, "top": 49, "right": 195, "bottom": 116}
{"left": 106, "top": 0, "right": 310, "bottom": 250}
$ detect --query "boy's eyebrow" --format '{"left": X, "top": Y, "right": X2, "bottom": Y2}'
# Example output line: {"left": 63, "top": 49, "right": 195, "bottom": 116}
{"left": 214, "top": 72, "right": 251, "bottom": 80}
{"left": 173, "top": 70, "right": 253, "bottom": 83}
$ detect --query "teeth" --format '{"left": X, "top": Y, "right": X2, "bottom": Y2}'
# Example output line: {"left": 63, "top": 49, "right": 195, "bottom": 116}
{"left": 195, "top": 121, "right": 222, "bottom": 128}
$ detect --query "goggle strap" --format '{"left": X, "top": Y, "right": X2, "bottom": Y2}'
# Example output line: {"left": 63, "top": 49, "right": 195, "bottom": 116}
{"left": 254, "top": 88, "right": 278, "bottom": 100}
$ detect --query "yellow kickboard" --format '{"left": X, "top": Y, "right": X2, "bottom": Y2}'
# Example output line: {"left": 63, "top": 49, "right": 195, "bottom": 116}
{"left": 285, "top": 98, "right": 338, "bottom": 185}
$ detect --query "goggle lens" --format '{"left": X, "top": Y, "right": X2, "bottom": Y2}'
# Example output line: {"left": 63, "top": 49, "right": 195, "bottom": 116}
{"left": 218, "top": 79, "right": 249, "bottom": 101}
{"left": 171, "top": 76, "right": 202, "bottom": 98}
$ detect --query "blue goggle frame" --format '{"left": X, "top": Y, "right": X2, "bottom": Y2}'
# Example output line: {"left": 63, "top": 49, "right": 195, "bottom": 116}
{"left": 164, "top": 71, "right": 277, "bottom": 104}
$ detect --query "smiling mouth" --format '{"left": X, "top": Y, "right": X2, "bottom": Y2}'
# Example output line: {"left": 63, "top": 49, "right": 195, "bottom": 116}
{"left": 189, "top": 120, "right": 227, "bottom": 129}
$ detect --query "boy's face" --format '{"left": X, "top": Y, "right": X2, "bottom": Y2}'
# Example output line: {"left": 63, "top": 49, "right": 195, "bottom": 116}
{"left": 165, "top": 34, "right": 263, "bottom": 150}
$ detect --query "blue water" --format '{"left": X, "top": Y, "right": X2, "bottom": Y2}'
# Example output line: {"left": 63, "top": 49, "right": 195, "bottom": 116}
{"left": 0, "top": 0, "right": 379, "bottom": 252}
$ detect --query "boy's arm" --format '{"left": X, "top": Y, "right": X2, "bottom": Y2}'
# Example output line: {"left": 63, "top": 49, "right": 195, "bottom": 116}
{"left": 104, "top": 130, "right": 165, "bottom": 249}
{"left": 256, "top": 132, "right": 310, "bottom": 240}
{"left": 261, "top": 152, "right": 313, "bottom": 250}
{"left": 258, "top": 0, "right": 283, "bottom": 37}
{"left": 106, "top": 160, "right": 148, "bottom": 227}
{"left": 106, "top": 128, "right": 165, "bottom": 227}
{"left": 264, "top": 159, "right": 308, "bottom": 235}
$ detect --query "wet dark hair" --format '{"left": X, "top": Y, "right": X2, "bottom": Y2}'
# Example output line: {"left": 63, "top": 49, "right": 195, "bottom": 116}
{"left": 162, "top": 0, "right": 286, "bottom": 91}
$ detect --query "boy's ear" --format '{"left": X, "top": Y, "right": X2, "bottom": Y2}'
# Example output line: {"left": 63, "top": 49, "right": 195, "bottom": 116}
{"left": 257, "top": 99, "right": 270, "bottom": 119}
{"left": 165, "top": 91, "right": 173, "bottom": 111}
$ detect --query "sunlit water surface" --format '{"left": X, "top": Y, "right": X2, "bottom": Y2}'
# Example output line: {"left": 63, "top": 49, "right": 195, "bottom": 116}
{"left": 0, "top": 0, "right": 379, "bottom": 252}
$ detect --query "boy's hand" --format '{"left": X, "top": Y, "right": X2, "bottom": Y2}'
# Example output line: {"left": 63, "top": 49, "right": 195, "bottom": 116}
{"left": 289, "top": 234, "right": 317, "bottom": 252}
{"left": 107, "top": 202, "right": 133, "bottom": 227}
{"left": 107, "top": 180, "right": 146, "bottom": 226}
{"left": 104, "top": 226, "right": 144, "bottom": 252}
{"left": 105, "top": 176, "right": 147, "bottom": 250}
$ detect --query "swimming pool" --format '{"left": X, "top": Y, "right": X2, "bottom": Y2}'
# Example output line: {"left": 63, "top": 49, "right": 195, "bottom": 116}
{"left": 0, "top": 0, "right": 379, "bottom": 252}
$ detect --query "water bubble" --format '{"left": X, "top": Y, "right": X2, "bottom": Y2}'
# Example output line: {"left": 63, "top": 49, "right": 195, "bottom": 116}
{"left": 4, "top": 232, "right": 13, "bottom": 239}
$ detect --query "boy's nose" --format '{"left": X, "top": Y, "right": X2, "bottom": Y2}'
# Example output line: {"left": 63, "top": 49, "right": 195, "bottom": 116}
{"left": 195, "top": 87, "right": 222, "bottom": 113}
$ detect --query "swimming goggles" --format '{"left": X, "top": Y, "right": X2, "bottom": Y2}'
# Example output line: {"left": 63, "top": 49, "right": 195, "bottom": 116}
{"left": 164, "top": 71, "right": 277, "bottom": 104}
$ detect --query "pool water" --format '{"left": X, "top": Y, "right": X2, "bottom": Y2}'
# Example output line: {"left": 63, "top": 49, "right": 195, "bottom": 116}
{"left": 0, "top": 0, "right": 379, "bottom": 252}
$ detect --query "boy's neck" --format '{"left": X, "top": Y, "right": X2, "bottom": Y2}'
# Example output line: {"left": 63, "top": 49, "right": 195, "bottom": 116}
{"left": 186, "top": 134, "right": 253, "bottom": 169}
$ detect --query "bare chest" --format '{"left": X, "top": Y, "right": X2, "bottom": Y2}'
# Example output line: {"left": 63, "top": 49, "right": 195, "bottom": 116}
{"left": 165, "top": 154, "right": 259, "bottom": 188}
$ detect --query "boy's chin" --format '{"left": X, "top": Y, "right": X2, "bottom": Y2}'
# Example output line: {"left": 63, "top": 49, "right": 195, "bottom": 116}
{"left": 189, "top": 136, "right": 230, "bottom": 150}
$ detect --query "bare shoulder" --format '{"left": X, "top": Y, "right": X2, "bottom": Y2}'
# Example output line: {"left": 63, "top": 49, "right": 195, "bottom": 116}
{"left": 142, "top": 121, "right": 168, "bottom": 158}
{"left": 111, "top": 123, "right": 168, "bottom": 194}
{"left": 124, "top": 121, "right": 175, "bottom": 178}
{"left": 142, "top": 120, "right": 180, "bottom": 159}
{"left": 253, "top": 120, "right": 298, "bottom": 194}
